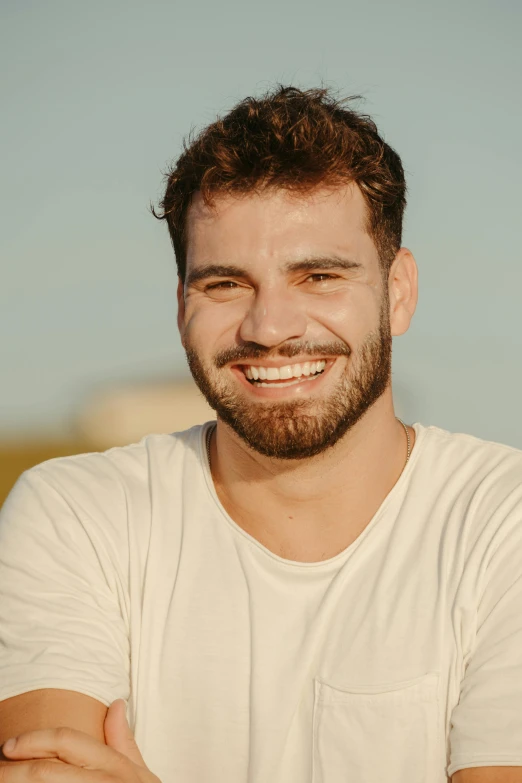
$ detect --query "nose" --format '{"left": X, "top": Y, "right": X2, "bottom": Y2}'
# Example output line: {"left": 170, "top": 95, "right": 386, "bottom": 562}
{"left": 238, "top": 287, "right": 307, "bottom": 348}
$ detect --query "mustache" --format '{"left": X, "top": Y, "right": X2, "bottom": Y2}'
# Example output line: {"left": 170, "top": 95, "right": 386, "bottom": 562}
{"left": 214, "top": 341, "right": 351, "bottom": 369}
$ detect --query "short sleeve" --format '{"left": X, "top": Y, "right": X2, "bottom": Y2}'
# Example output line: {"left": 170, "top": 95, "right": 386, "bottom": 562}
{"left": 0, "top": 463, "right": 130, "bottom": 706}
{"left": 448, "top": 508, "right": 522, "bottom": 776}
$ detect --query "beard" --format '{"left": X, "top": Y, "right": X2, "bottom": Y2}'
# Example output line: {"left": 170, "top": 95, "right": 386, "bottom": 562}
{"left": 184, "top": 296, "right": 392, "bottom": 460}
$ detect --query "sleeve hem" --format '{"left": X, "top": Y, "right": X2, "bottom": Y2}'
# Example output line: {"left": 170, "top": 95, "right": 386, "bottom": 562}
{"left": 0, "top": 682, "right": 127, "bottom": 709}
{"left": 448, "top": 756, "right": 522, "bottom": 776}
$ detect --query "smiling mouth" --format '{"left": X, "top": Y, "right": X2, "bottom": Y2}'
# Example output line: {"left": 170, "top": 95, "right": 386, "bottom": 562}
{"left": 239, "top": 359, "right": 327, "bottom": 388}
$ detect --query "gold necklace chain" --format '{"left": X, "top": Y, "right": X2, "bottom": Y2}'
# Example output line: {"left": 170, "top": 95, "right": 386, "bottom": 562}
{"left": 206, "top": 417, "right": 411, "bottom": 468}
{"left": 206, "top": 422, "right": 216, "bottom": 466}
{"left": 396, "top": 417, "right": 412, "bottom": 463}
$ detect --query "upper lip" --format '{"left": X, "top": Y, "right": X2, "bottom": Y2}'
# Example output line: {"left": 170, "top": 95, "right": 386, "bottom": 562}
{"left": 234, "top": 357, "right": 333, "bottom": 368}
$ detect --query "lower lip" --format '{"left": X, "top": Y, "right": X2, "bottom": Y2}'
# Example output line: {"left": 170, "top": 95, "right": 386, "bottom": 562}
{"left": 231, "top": 361, "right": 336, "bottom": 399}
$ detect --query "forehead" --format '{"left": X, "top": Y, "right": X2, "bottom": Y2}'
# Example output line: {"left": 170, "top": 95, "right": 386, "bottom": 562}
{"left": 185, "top": 183, "right": 375, "bottom": 268}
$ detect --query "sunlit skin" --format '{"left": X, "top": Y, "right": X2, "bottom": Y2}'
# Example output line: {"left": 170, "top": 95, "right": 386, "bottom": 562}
{"left": 177, "top": 183, "right": 418, "bottom": 562}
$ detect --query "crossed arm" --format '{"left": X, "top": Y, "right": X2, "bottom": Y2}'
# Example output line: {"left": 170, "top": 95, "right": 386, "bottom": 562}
{"left": 0, "top": 689, "right": 159, "bottom": 782}
{"left": 1, "top": 689, "right": 522, "bottom": 782}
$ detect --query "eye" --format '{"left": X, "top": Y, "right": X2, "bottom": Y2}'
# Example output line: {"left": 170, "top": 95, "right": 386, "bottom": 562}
{"left": 205, "top": 280, "right": 239, "bottom": 290}
{"left": 306, "top": 273, "right": 339, "bottom": 282}
{"left": 203, "top": 279, "right": 249, "bottom": 300}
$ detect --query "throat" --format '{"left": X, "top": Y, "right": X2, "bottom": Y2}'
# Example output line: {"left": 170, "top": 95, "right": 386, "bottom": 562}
{"left": 213, "top": 472, "right": 373, "bottom": 564}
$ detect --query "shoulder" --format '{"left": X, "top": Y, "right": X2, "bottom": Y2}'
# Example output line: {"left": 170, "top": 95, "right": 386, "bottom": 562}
{"left": 416, "top": 423, "right": 522, "bottom": 588}
{"left": 0, "top": 424, "right": 212, "bottom": 578}
{"left": 19, "top": 424, "right": 210, "bottom": 498}
{"left": 0, "top": 424, "right": 211, "bottom": 542}
{"left": 416, "top": 422, "right": 522, "bottom": 499}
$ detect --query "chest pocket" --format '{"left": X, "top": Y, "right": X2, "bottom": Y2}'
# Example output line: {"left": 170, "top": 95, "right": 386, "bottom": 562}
{"left": 312, "top": 671, "right": 442, "bottom": 783}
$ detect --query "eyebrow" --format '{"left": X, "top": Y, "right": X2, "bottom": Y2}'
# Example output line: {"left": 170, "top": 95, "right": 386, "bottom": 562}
{"left": 185, "top": 256, "right": 362, "bottom": 287}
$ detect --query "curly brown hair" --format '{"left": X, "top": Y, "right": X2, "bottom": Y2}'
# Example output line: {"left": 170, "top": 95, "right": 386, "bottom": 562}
{"left": 152, "top": 85, "right": 407, "bottom": 280}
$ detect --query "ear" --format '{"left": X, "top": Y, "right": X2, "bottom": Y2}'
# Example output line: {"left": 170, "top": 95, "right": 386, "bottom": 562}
{"left": 388, "top": 247, "right": 418, "bottom": 337}
{"left": 177, "top": 277, "right": 186, "bottom": 348}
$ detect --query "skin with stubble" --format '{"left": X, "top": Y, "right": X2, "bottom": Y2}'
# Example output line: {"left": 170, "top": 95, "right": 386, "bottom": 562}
{"left": 185, "top": 284, "right": 392, "bottom": 460}
{"left": 177, "top": 182, "right": 418, "bottom": 562}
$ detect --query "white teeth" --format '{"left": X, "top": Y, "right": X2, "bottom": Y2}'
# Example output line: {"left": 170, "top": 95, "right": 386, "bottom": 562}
{"left": 255, "top": 375, "right": 319, "bottom": 388}
{"left": 243, "top": 359, "right": 327, "bottom": 382}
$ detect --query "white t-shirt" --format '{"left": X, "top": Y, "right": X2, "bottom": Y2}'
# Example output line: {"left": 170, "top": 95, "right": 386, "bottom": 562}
{"left": 1, "top": 421, "right": 522, "bottom": 783}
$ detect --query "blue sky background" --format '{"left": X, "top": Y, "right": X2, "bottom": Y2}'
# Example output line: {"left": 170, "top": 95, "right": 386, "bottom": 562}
{"left": 1, "top": 0, "right": 521, "bottom": 445}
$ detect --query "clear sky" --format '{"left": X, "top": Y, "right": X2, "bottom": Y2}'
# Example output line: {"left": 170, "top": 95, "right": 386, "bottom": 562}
{"left": 1, "top": 0, "right": 521, "bottom": 445}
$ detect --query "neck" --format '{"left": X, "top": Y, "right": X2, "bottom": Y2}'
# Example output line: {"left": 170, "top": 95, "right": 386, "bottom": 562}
{"left": 207, "top": 395, "right": 415, "bottom": 561}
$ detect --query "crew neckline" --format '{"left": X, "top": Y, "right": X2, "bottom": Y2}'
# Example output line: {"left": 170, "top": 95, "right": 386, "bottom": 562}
{"left": 200, "top": 421, "right": 428, "bottom": 569}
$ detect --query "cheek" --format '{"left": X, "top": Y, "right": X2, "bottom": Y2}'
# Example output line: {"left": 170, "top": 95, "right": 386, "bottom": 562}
{"left": 307, "top": 289, "right": 379, "bottom": 341}
{"left": 184, "top": 301, "right": 247, "bottom": 345}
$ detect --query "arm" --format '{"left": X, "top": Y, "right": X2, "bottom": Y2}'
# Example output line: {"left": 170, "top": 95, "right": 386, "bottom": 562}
{"left": 453, "top": 769, "right": 522, "bottom": 782}
{"left": 0, "top": 694, "right": 160, "bottom": 781}
{"left": 0, "top": 688, "right": 107, "bottom": 762}
{"left": 0, "top": 465, "right": 130, "bottom": 743}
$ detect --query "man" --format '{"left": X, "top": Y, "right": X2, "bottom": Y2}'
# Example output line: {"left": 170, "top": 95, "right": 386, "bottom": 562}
{"left": 1, "top": 85, "right": 521, "bottom": 783}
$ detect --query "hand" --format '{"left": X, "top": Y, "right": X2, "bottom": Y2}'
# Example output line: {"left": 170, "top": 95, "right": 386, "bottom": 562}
{"left": 0, "top": 698, "right": 160, "bottom": 781}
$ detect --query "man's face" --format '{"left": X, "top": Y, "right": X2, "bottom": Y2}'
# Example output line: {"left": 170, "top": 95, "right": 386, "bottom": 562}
{"left": 178, "top": 183, "right": 395, "bottom": 459}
